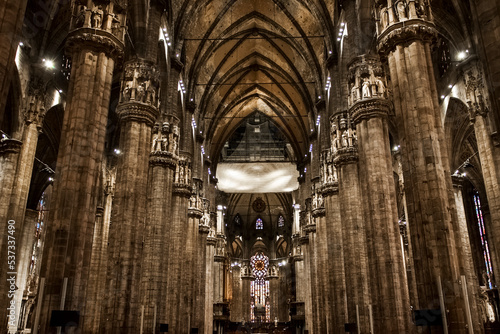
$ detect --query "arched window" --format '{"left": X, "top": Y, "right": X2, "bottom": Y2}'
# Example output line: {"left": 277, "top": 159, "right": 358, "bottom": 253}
{"left": 256, "top": 218, "right": 263, "bottom": 230}
{"left": 473, "top": 192, "right": 494, "bottom": 289}
{"left": 277, "top": 215, "right": 284, "bottom": 228}
{"left": 250, "top": 253, "right": 270, "bottom": 322}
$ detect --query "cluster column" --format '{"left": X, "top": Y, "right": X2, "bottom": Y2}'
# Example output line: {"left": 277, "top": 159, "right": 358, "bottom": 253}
{"left": 105, "top": 59, "right": 160, "bottom": 333}
{"left": 349, "top": 55, "right": 411, "bottom": 332}
{"left": 0, "top": 72, "right": 48, "bottom": 331}
{"left": 463, "top": 63, "right": 500, "bottom": 288}
{"left": 377, "top": 0, "right": 481, "bottom": 331}
{"left": 331, "top": 111, "right": 372, "bottom": 333}
{"left": 37, "top": 3, "right": 124, "bottom": 331}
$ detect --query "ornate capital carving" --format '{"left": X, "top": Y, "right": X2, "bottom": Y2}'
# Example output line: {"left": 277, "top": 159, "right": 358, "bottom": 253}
{"left": 116, "top": 102, "right": 159, "bottom": 126}
{"left": 65, "top": 28, "right": 124, "bottom": 61}
{"left": 451, "top": 174, "right": 464, "bottom": 188}
{"left": 149, "top": 151, "right": 177, "bottom": 168}
{"left": 151, "top": 122, "right": 180, "bottom": 156}
{"left": 333, "top": 147, "right": 359, "bottom": 166}
{"left": 311, "top": 208, "right": 326, "bottom": 218}
{"left": 321, "top": 182, "right": 339, "bottom": 196}
{"left": 0, "top": 139, "right": 23, "bottom": 156}
{"left": 173, "top": 183, "right": 192, "bottom": 197}
{"left": 350, "top": 98, "right": 391, "bottom": 124}
{"left": 377, "top": 20, "right": 437, "bottom": 55}
{"left": 303, "top": 223, "right": 316, "bottom": 234}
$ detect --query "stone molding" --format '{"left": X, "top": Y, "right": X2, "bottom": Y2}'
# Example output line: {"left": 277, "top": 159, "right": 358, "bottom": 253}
{"left": 149, "top": 151, "right": 177, "bottom": 169}
{"left": 188, "top": 208, "right": 203, "bottom": 218}
{"left": 451, "top": 174, "right": 464, "bottom": 188}
{"left": 320, "top": 182, "right": 339, "bottom": 196}
{"left": 303, "top": 223, "right": 316, "bottom": 234}
{"left": 66, "top": 28, "right": 124, "bottom": 61}
{"left": 0, "top": 139, "right": 23, "bottom": 155}
{"left": 377, "top": 20, "right": 437, "bottom": 55}
{"left": 298, "top": 235, "right": 309, "bottom": 245}
{"left": 116, "top": 102, "right": 159, "bottom": 126}
{"left": 350, "top": 98, "right": 391, "bottom": 124}
{"left": 333, "top": 147, "right": 359, "bottom": 166}
{"left": 311, "top": 207, "right": 326, "bottom": 218}
{"left": 199, "top": 224, "right": 210, "bottom": 234}
{"left": 172, "top": 183, "right": 192, "bottom": 197}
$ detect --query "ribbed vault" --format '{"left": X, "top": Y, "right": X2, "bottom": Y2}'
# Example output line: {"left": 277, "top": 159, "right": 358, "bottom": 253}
{"left": 170, "top": 0, "right": 337, "bottom": 162}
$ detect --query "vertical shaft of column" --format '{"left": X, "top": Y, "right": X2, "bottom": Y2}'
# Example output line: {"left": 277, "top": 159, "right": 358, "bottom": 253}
{"left": 38, "top": 10, "right": 123, "bottom": 332}
{"left": 311, "top": 185, "right": 329, "bottom": 331}
{"left": 205, "top": 228, "right": 217, "bottom": 333}
{"left": 193, "top": 199, "right": 211, "bottom": 331}
{"left": 332, "top": 111, "right": 372, "bottom": 333}
{"left": 321, "top": 169, "right": 346, "bottom": 333}
{"left": 348, "top": 55, "right": 410, "bottom": 332}
{"left": 140, "top": 118, "right": 178, "bottom": 332}
{"left": 86, "top": 167, "right": 114, "bottom": 334}
{"left": 463, "top": 63, "right": 500, "bottom": 287}
{"left": 452, "top": 175, "right": 482, "bottom": 330}
{"left": 0, "top": 0, "right": 28, "bottom": 116}
{"left": 106, "top": 59, "right": 160, "bottom": 333}
{"left": 166, "top": 156, "right": 191, "bottom": 333}
{"left": 377, "top": 2, "right": 475, "bottom": 331}
{"left": 1, "top": 79, "right": 46, "bottom": 330}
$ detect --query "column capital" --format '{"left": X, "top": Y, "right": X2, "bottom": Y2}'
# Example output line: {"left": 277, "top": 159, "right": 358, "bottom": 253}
{"left": 377, "top": 20, "right": 437, "bottom": 55}
{"left": 149, "top": 151, "right": 177, "bottom": 168}
{"left": 0, "top": 138, "right": 22, "bottom": 155}
{"left": 333, "top": 147, "right": 359, "bottom": 166}
{"left": 173, "top": 183, "right": 192, "bottom": 197}
{"left": 350, "top": 98, "right": 391, "bottom": 124}
{"left": 116, "top": 102, "right": 159, "bottom": 126}
{"left": 451, "top": 174, "right": 464, "bottom": 188}
{"left": 65, "top": 28, "right": 125, "bottom": 61}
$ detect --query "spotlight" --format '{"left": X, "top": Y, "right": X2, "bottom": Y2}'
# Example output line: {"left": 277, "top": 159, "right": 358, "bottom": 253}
{"left": 114, "top": 148, "right": 121, "bottom": 155}
{"left": 43, "top": 59, "right": 55, "bottom": 69}
{"left": 457, "top": 52, "right": 466, "bottom": 60}
{"left": 440, "top": 95, "right": 445, "bottom": 100}
{"left": 19, "top": 42, "right": 24, "bottom": 46}
{"left": 448, "top": 84, "right": 453, "bottom": 89}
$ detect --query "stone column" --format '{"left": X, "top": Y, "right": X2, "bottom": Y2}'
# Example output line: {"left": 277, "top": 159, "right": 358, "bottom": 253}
{"left": 138, "top": 116, "right": 178, "bottom": 333}
{"left": 331, "top": 111, "right": 372, "bottom": 333}
{"left": 451, "top": 175, "right": 482, "bottom": 331}
{"left": 377, "top": 1, "right": 480, "bottom": 331}
{"left": 0, "top": 0, "right": 28, "bottom": 116}
{"left": 348, "top": 55, "right": 411, "bottom": 332}
{"left": 463, "top": 64, "right": 500, "bottom": 287}
{"left": 85, "top": 166, "right": 114, "bottom": 333}
{"left": 105, "top": 59, "right": 160, "bottom": 333}
{"left": 165, "top": 154, "right": 192, "bottom": 333}
{"left": 320, "top": 157, "right": 346, "bottom": 333}
{"left": 0, "top": 74, "right": 47, "bottom": 331}
{"left": 205, "top": 227, "right": 217, "bottom": 333}
{"left": 38, "top": 3, "right": 124, "bottom": 331}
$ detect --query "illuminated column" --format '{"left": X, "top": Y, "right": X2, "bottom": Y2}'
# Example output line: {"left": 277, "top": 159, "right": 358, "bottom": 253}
{"left": 0, "top": 73, "right": 47, "bottom": 331}
{"left": 331, "top": 111, "right": 372, "bottom": 333}
{"left": 105, "top": 59, "right": 160, "bottom": 333}
{"left": 348, "top": 55, "right": 411, "bottom": 332}
{"left": 320, "top": 151, "right": 346, "bottom": 333}
{"left": 38, "top": 2, "right": 125, "bottom": 331}
{"left": 376, "top": 0, "right": 480, "bottom": 331}
{"left": 204, "top": 226, "right": 217, "bottom": 333}
{"left": 463, "top": 63, "right": 500, "bottom": 288}
{"left": 86, "top": 166, "right": 114, "bottom": 333}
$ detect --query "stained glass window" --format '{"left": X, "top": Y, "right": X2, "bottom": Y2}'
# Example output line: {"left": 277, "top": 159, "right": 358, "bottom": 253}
{"left": 474, "top": 192, "right": 494, "bottom": 289}
{"left": 256, "top": 218, "right": 263, "bottom": 230}
{"left": 278, "top": 215, "right": 284, "bottom": 228}
{"left": 250, "top": 253, "right": 270, "bottom": 322}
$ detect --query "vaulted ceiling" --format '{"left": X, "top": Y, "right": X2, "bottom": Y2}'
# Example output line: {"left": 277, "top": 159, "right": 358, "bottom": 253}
{"left": 170, "top": 0, "right": 338, "bottom": 161}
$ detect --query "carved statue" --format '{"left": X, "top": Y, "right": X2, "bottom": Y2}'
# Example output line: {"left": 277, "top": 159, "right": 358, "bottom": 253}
{"left": 136, "top": 83, "right": 145, "bottom": 103}
{"left": 122, "top": 82, "right": 131, "bottom": 102}
{"left": 342, "top": 131, "right": 348, "bottom": 147}
{"left": 75, "top": 5, "right": 87, "bottom": 28}
{"left": 92, "top": 6, "right": 104, "bottom": 28}
{"left": 381, "top": 6, "right": 389, "bottom": 29}
{"left": 312, "top": 195, "right": 318, "bottom": 209}
{"left": 375, "top": 77, "right": 385, "bottom": 97}
{"left": 327, "top": 164, "right": 334, "bottom": 182}
{"left": 146, "top": 81, "right": 156, "bottom": 106}
{"left": 396, "top": 1, "right": 407, "bottom": 21}
{"left": 190, "top": 196, "right": 197, "bottom": 208}
{"left": 351, "top": 85, "right": 359, "bottom": 103}
{"left": 179, "top": 165, "right": 185, "bottom": 183}
{"left": 362, "top": 78, "right": 371, "bottom": 98}
{"left": 110, "top": 13, "right": 121, "bottom": 36}
{"left": 152, "top": 123, "right": 162, "bottom": 152}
